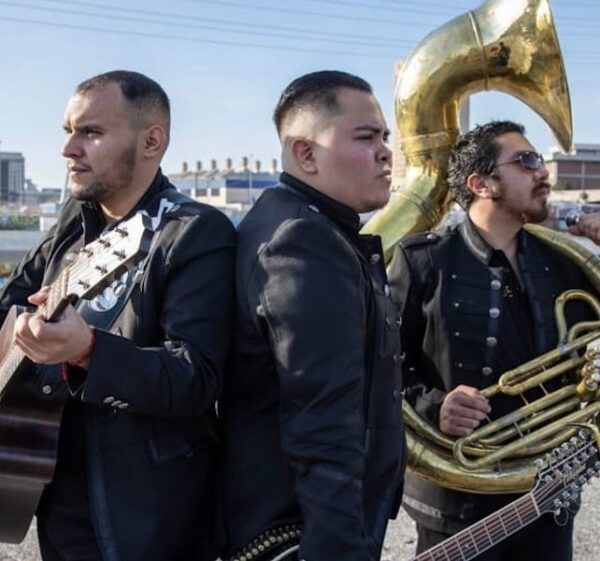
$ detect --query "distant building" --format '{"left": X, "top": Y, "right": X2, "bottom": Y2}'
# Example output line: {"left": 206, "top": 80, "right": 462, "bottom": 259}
{"left": 546, "top": 144, "right": 600, "bottom": 192}
{"left": 0, "top": 151, "right": 25, "bottom": 204}
{"left": 168, "top": 157, "right": 280, "bottom": 212}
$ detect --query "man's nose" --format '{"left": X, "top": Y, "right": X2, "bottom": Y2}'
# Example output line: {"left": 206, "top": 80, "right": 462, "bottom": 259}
{"left": 535, "top": 162, "right": 549, "bottom": 181}
{"left": 62, "top": 134, "right": 82, "bottom": 159}
{"left": 378, "top": 142, "right": 392, "bottom": 163}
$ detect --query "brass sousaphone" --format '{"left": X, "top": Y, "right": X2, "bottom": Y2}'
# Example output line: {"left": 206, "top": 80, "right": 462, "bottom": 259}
{"left": 362, "top": 0, "right": 600, "bottom": 493}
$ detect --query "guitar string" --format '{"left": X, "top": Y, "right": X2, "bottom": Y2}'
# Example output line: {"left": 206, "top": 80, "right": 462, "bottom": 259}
{"left": 0, "top": 223, "right": 141, "bottom": 393}
{"left": 414, "top": 440, "right": 595, "bottom": 561}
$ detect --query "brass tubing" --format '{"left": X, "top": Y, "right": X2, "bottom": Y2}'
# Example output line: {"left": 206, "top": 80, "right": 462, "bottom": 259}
{"left": 458, "top": 386, "right": 577, "bottom": 442}
{"left": 480, "top": 396, "right": 581, "bottom": 446}
{"left": 454, "top": 401, "right": 600, "bottom": 469}
{"left": 498, "top": 355, "right": 584, "bottom": 396}
{"left": 481, "top": 337, "right": 595, "bottom": 398}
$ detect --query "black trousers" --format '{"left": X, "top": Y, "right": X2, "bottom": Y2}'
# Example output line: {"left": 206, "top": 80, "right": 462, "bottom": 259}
{"left": 37, "top": 503, "right": 103, "bottom": 561}
{"left": 416, "top": 513, "right": 573, "bottom": 561}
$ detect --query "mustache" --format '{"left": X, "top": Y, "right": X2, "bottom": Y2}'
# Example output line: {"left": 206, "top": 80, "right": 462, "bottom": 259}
{"left": 534, "top": 181, "right": 551, "bottom": 193}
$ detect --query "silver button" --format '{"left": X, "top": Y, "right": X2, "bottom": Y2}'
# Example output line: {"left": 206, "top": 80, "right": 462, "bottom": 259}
{"left": 489, "top": 307, "right": 500, "bottom": 318}
{"left": 454, "top": 331, "right": 460, "bottom": 337}
{"left": 482, "top": 366, "right": 493, "bottom": 376}
{"left": 491, "top": 279, "right": 502, "bottom": 290}
{"left": 132, "top": 267, "right": 144, "bottom": 283}
{"left": 370, "top": 253, "right": 381, "bottom": 265}
{"left": 113, "top": 283, "right": 126, "bottom": 297}
{"left": 451, "top": 273, "right": 458, "bottom": 280}
{"left": 453, "top": 301, "right": 460, "bottom": 309}
{"left": 42, "top": 385, "right": 52, "bottom": 395}
{"left": 384, "top": 284, "right": 390, "bottom": 297}
{"left": 103, "top": 396, "right": 115, "bottom": 404}
{"left": 256, "top": 304, "right": 264, "bottom": 316}
{"left": 456, "top": 362, "right": 464, "bottom": 368}
{"left": 486, "top": 336, "right": 498, "bottom": 347}
{"left": 426, "top": 233, "right": 436, "bottom": 240}
{"left": 308, "top": 204, "right": 320, "bottom": 213}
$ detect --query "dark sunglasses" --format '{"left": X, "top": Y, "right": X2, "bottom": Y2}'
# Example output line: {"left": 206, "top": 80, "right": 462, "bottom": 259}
{"left": 495, "top": 151, "right": 545, "bottom": 172}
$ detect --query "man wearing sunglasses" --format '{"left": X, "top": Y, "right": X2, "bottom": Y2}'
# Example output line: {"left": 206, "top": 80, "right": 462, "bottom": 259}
{"left": 388, "top": 120, "right": 594, "bottom": 561}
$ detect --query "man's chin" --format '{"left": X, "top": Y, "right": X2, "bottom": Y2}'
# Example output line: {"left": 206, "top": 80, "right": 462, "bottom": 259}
{"left": 522, "top": 207, "right": 549, "bottom": 224}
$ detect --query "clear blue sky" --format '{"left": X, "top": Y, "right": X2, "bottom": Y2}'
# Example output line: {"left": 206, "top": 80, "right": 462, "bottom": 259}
{"left": 0, "top": 0, "right": 598, "bottom": 188}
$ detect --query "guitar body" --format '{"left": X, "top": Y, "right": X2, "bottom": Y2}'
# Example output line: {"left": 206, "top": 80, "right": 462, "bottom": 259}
{"left": 0, "top": 306, "right": 67, "bottom": 542}
{"left": 0, "top": 212, "right": 153, "bottom": 543}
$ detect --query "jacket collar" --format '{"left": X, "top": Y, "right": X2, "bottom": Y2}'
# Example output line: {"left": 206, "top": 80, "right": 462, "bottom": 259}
{"left": 80, "top": 168, "right": 171, "bottom": 241}
{"left": 279, "top": 172, "right": 361, "bottom": 238}
{"left": 459, "top": 214, "right": 527, "bottom": 266}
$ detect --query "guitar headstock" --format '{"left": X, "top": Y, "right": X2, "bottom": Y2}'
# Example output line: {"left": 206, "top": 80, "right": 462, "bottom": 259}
{"left": 533, "top": 425, "right": 600, "bottom": 515}
{"left": 63, "top": 212, "right": 153, "bottom": 302}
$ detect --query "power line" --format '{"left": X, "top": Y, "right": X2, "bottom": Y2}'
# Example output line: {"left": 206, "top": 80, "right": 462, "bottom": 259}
{"left": 0, "top": 0, "right": 409, "bottom": 50}
{"left": 178, "top": 0, "right": 447, "bottom": 27}
{"left": 0, "top": 14, "right": 401, "bottom": 59}
{"left": 267, "top": 0, "right": 457, "bottom": 17}
{"left": 36, "top": 0, "right": 417, "bottom": 45}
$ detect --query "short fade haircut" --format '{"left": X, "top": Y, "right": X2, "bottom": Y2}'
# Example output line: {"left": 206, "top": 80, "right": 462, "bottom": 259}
{"left": 447, "top": 120, "right": 525, "bottom": 208}
{"left": 75, "top": 70, "right": 170, "bottom": 132}
{"left": 273, "top": 70, "right": 372, "bottom": 136}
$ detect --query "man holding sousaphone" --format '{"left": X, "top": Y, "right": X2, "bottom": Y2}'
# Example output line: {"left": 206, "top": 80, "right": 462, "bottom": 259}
{"left": 389, "top": 120, "right": 600, "bottom": 561}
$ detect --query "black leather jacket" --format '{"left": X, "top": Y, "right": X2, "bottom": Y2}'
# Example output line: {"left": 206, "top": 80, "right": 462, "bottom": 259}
{"left": 0, "top": 171, "right": 236, "bottom": 561}
{"left": 388, "top": 217, "right": 591, "bottom": 533}
{"left": 219, "top": 173, "right": 405, "bottom": 561}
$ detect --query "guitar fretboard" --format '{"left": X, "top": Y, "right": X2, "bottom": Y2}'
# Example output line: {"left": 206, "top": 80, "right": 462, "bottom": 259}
{"left": 413, "top": 494, "right": 540, "bottom": 561}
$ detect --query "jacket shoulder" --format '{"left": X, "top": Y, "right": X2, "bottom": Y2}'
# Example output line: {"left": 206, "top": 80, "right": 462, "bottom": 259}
{"left": 399, "top": 231, "right": 443, "bottom": 249}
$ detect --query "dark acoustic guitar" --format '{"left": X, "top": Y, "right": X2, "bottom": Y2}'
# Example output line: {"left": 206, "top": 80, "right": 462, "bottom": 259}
{"left": 228, "top": 424, "right": 600, "bottom": 561}
{"left": 0, "top": 212, "right": 152, "bottom": 543}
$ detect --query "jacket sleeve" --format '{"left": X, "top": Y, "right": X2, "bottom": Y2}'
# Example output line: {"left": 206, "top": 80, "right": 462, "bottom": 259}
{"left": 252, "top": 217, "right": 372, "bottom": 561}
{"left": 388, "top": 243, "right": 446, "bottom": 425}
{"left": 80, "top": 209, "right": 236, "bottom": 418}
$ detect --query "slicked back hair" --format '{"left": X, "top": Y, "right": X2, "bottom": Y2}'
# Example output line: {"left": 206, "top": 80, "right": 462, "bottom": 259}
{"left": 273, "top": 70, "right": 372, "bottom": 137}
{"left": 447, "top": 120, "right": 525, "bottom": 208}
{"left": 75, "top": 70, "right": 171, "bottom": 133}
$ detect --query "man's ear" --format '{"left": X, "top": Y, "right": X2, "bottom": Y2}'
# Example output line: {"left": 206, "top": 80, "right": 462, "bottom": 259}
{"left": 466, "top": 172, "right": 494, "bottom": 200}
{"left": 290, "top": 137, "right": 318, "bottom": 174}
{"left": 141, "top": 125, "right": 168, "bottom": 159}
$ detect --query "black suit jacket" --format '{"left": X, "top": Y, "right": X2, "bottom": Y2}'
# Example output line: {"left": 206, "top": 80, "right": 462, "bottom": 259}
{"left": 0, "top": 171, "right": 236, "bottom": 561}
{"left": 388, "top": 217, "right": 592, "bottom": 533}
{"left": 219, "top": 174, "right": 405, "bottom": 561}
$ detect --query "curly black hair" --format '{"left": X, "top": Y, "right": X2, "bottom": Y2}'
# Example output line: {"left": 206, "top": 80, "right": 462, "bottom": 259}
{"left": 447, "top": 120, "right": 525, "bottom": 208}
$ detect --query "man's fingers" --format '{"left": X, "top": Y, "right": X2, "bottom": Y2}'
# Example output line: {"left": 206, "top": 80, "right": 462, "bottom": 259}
{"left": 439, "top": 415, "right": 483, "bottom": 436}
{"left": 445, "top": 402, "right": 488, "bottom": 421}
{"left": 27, "top": 285, "right": 51, "bottom": 306}
{"left": 447, "top": 385, "right": 491, "bottom": 414}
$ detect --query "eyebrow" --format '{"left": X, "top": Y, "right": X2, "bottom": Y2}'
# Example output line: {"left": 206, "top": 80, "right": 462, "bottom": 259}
{"left": 354, "top": 125, "right": 390, "bottom": 136}
{"left": 62, "top": 122, "right": 104, "bottom": 133}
